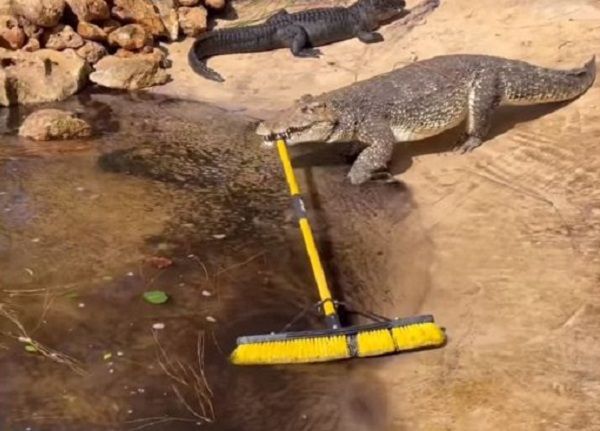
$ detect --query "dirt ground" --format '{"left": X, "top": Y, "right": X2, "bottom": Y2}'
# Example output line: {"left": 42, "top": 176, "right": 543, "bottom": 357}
{"left": 151, "top": 0, "right": 600, "bottom": 429}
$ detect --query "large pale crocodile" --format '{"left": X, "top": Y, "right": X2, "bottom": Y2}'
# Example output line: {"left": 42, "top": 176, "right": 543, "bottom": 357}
{"left": 188, "top": 0, "right": 407, "bottom": 82}
{"left": 256, "top": 54, "right": 596, "bottom": 185}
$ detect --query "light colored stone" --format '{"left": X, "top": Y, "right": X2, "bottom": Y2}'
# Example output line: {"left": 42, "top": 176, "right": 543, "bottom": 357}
{"left": 101, "top": 19, "right": 120, "bottom": 35}
{"left": 151, "top": 0, "right": 179, "bottom": 41}
{"left": 76, "top": 40, "right": 107, "bottom": 64}
{"left": 65, "top": 0, "right": 110, "bottom": 22}
{"left": 90, "top": 54, "right": 169, "bottom": 89}
{"left": 22, "top": 37, "right": 40, "bottom": 52}
{"left": 12, "top": 0, "right": 65, "bottom": 28}
{"left": 0, "top": 48, "right": 90, "bottom": 106}
{"left": 17, "top": 16, "right": 41, "bottom": 39}
{"left": 77, "top": 21, "right": 107, "bottom": 42}
{"left": 0, "top": 0, "right": 11, "bottom": 15}
{"left": 112, "top": 0, "right": 165, "bottom": 37}
{"left": 43, "top": 25, "right": 85, "bottom": 50}
{"left": 19, "top": 109, "right": 92, "bottom": 141}
{"left": 204, "top": 0, "right": 225, "bottom": 10}
{"left": 177, "top": 6, "right": 207, "bottom": 37}
{"left": 108, "top": 24, "right": 152, "bottom": 50}
{"left": 0, "top": 15, "right": 26, "bottom": 49}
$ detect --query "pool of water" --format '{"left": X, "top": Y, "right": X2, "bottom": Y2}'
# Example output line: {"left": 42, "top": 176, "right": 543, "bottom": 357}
{"left": 0, "top": 92, "right": 422, "bottom": 431}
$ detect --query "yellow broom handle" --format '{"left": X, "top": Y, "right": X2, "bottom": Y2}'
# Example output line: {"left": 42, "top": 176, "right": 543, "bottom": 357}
{"left": 276, "top": 139, "right": 337, "bottom": 318}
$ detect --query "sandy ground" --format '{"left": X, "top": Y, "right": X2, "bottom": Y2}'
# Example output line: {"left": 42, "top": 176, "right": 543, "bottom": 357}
{"left": 150, "top": 0, "right": 600, "bottom": 429}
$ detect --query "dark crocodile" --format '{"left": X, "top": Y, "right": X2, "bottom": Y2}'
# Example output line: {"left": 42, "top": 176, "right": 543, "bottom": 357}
{"left": 256, "top": 54, "right": 597, "bottom": 185}
{"left": 188, "top": 0, "right": 407, "bottom": 82}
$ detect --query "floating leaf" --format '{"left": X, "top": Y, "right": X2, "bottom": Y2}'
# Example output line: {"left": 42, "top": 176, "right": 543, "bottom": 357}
{"left": 65, "top": 292, "right": 79, "bottom": 299}
{"left": 25, "top": 345, "right": 37, "bottom": 353}
{"left": 143, "top": 290, "right": 169, "bottom": 305}
{"left": 103, "top": 352, "right": 112, "bottom": 361}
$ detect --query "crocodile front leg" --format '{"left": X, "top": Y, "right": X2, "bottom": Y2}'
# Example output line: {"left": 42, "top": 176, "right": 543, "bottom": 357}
{"left": 347, "top": 120, "right": 396, "bottom": 185}
{"left": 357, "top": 31, "right": 384, "bottom": 43}
{"left": 278, "top": 25, "right": 322, "bottom": 58}
{"left": 454, "top": 72, "right": 502, "bottom": 154}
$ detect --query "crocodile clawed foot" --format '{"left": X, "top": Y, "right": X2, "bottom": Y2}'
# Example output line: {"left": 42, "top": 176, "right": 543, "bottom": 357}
{"left": 453, "top": 135, "right": 483, "bottom": 154}
{"left": 297, "top": 48, "right": 322, "bottom": 58}
{"left": 347, "top": 166, "right": 398, "bottom": 185}
{"left": 370, "top": 170, "right": 400, "bottom": 184}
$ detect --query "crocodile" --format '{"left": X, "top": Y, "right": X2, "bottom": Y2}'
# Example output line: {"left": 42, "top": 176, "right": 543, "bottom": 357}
{"left": 188, "top": 0, "right": 407, "bottom": 82}
{"left": 256, "top": 54, "right": 596, "bottom": 185}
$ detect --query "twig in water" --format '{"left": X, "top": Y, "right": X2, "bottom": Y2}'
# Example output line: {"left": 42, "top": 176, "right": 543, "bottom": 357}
{"left": 152, "top": 330, "right": 215, "bottom": 424}
{"left": 0, "top": 303, "right": 86, "bottom": 376}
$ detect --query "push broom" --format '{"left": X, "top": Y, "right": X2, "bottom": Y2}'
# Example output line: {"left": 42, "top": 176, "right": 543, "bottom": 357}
{"left": 230, "top": 139, "right": 446, "bottom": 365}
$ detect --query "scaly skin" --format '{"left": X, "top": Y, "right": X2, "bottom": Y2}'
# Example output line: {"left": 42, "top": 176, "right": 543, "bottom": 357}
{"left": 188, "top": 0, "right": 407, "bottom": 82}
{"left": 256, "top": 54, "right": 597, "bottom": 185}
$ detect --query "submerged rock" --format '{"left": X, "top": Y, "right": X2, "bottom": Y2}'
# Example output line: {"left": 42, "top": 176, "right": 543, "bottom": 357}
{"left": 90, "top": 53, "right": 169, "bottom": 89}
{"left": 19, "top": 109, "right": 92, "bottom": 141}
{"left": 0, "top": 48, "right": 90, "bottom": 106}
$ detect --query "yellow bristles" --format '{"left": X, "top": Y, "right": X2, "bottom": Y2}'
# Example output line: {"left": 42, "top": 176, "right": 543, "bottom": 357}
{"left": 230, "top": 322, "right": 446, "bottom": 365}
{"left": 230, "top": 335, "right": 350, "bottom": 365}
{"left": 356, "top": 329, "right": 396, "bottom": 357}
{"left": 391, "top": 322, "right": 446, "bottom": 350}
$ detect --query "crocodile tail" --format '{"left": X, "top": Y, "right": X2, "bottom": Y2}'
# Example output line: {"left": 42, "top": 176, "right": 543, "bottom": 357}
{"left": 188, "top": 36, "right": 225, "bottom": 82}
{"left": 503, "top": 55, "right": 596, "bottom": 105}
{"left": 188, "top": 25, "right": 278, "bottom": 81}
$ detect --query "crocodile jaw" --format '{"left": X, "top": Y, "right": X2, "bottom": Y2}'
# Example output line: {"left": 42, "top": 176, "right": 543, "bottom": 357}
{"left": 255, "top": 95, "right": 338, "bottom": 145}
{"left": 256, "top": 120, "right": 336, "bottom": 145}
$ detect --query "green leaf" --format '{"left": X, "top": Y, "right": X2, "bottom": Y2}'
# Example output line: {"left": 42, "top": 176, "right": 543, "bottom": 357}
{"left": 65, "top": 291, "right": 79, "bottom": 299}
{"left": 25, "top": 344, "right": 37, "bottom": 353}
{"left": 143, "top": 290, "right": 169, "bottom": 305}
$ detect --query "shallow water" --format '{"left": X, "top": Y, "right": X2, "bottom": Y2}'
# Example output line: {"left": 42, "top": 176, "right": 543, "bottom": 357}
{"left": 0, "top": 92, "right": 417, "bottom": 431}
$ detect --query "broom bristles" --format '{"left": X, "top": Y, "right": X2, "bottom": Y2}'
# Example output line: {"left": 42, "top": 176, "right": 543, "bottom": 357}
{"left": 230, "top": 320, "right": 445, "bottom": 365}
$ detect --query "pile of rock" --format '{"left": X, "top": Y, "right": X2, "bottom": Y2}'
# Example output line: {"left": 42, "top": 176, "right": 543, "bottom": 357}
{"left": 0, "top": 0, "right": 225, "bottom": 106}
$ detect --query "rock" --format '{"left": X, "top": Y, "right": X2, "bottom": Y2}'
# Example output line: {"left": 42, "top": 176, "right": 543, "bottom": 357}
{"left": 101, "top": 19, "right": 120, "bottom": 35}
{"left": 116, "top": 47, "right": 168, "bottom": 68}
{"left": 108, "top": 24, "right": 152, "bottom": 50}
{"left": 12, "top": 0, "right": 65, "bottom": 28}
{"left": 44, "top": 25, "right": 85, "bottom": 50}
{"left": 204, "top": 0, "right": 226, "bottom": 10}
{"left": 178, "top": 0, "right": 199, "bottom": 6}
{"left": 77, "top": 21, "right": 106, "bottom": 42}
{"left": 76, "top": 40, "right": 107, "bottom": 64}
{"left": 114, "top": 48, "right": 135, "bottom": 58}
{"left": 0, "top": 48, "right": 90, "bottom": 106}
{"left": 22, "top": 37, "right": 40, "bottom": 52}
{"left": 0, "top": 15, "right": 26, "bottom": 49}
{"left": 19, "top": 109, "right": 92, "bottom": 141}
{"left": 177, "top": 6, "right": 207, "bottom": 37}
{"left": 112, "top": 0, "right": 165, "bottom": 37}
{"left": 90, "top": 53, "right": 169, "bottom": 89}
{"left": 0, "top": 0, "right": 10, "bottom": 14}
{"left": 17, "top": 16, "right": 42, "bottom": 39}
{"left": 65, "top": 0, "right": 110, "bottom": 22}
{"left": 151, "top": 0, "right": 178, "bottom": 41}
